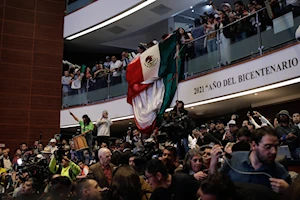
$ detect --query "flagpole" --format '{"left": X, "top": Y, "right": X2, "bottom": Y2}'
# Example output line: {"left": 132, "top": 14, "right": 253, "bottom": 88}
{"left": 175, "top": 44, "right": 179, "bottom": 101}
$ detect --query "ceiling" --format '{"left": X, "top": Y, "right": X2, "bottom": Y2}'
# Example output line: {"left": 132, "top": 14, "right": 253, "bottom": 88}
{"left": 61, "top": 82, "right": 300, "bottom": 137}
{"left": 64, "top": 0, "right": 201, "bottom": 52}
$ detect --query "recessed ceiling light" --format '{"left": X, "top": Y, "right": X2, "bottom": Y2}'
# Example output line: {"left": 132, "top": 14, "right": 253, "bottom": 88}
{"left": 190, "top": 6, "right": 193, "bottom": 9}
{"left": 254, "top": 93, "right": 258, "bottom": 95}
{"left": 191, "top": 107, "right": 194, "bottom": 109}
{"left": 66, "top": 0, "right": 156, "bottom": 40}
{"left": 192, "top": 9, "right": 194, "bottom": 12}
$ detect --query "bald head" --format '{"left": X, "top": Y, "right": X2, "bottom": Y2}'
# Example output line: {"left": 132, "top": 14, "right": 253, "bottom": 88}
{"left": 98, "top": 148, "right": 111, "bottom": 166}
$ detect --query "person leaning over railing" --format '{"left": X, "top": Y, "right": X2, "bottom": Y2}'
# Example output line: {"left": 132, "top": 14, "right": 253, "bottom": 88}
{"left": 49, "top": 153, "right": 81, "bottom": 181}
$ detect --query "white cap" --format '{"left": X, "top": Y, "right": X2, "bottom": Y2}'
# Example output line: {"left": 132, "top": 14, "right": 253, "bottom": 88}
{"left": 228, "top": 120, "right": 236, "bottom": 125}
{"left": 103, "top": 110, "right": 108, "bottom": 114}
{"left": 50, "top": 138, "right": 56, "bottom": 143}
{"left": 221, "top": 3, "right": 232, "bottom": 10}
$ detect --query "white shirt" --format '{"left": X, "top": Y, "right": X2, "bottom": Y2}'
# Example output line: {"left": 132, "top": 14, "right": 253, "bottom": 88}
{"left": 110, "top": 60, "right": 123, "bottom": 77}
{"left": 96, "top": 118, "right": 113, "bottom": 137}
{"left": 3, "top": 157, "right": 12, "bottom": 171}
{"left": 104, "top": 61, "right": 113, "bottom": 69}
{"left": 48, "top": 145, "right": 58, "bottom": 154}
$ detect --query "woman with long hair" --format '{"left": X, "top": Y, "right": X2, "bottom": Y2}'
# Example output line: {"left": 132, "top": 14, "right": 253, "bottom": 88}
{"left": 179, "top": 149, "right": 208, "bottom": 181}
{"left": 70, "top": 112, "right": 94, "bottom": 163}
{"left": 178, "top": 27, "right": 194, "bottom": 59}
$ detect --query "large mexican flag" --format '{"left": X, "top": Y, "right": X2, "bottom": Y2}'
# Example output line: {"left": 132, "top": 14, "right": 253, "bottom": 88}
{"left": 126, "top": 33, "right": 185, "bottom": 133}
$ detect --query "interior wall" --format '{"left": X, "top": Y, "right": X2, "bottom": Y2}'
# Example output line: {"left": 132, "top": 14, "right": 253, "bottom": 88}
{"left": 0, "top": 0, "right": 64, "bottom": 151}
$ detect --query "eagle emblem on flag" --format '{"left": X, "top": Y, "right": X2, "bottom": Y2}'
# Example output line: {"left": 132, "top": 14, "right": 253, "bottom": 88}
{"left": 144, "top": 55, "right": 158, "bottom": 68}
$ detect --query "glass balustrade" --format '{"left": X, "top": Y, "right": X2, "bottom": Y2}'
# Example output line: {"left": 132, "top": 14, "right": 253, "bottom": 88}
{"left": 66, "top": 0, "right": 95, "bottom": 14}
{"left": 62, "top": 7, "right": 300, "bottom": 108}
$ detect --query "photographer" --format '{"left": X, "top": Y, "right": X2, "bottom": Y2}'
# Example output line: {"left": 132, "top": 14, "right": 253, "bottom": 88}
{"left": 49, "top": 153, "right": 81, "bottom": 181}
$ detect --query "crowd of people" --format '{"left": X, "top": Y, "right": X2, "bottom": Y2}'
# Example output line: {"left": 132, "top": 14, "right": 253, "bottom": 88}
{"left": 1, "top": 101, "right": 300, "bottom": 199}
{"left": 187, "top": 0, "right": 300, "bottom": 64}
{"left": 62, "top": 0, "right": 300, "bottom": 99}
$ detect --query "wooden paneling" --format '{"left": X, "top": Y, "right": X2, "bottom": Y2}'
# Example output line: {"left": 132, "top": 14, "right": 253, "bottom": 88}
{"left": 0, "top": 109, "right": 29, "bottom": 125}
{"left": 0, "top": 94, "right": 30, "bottom": 109}
{"left": 1, "top": 125, "right": 28, "bottom": 141}
{"left": 4, "top": 7, "right": 35, "bottom": 23}
{"left": 31, "top": 80, "right": 61, "bottom": 96}
{"left": 0, "top": 63, "right": 32, "bottom": 79}
{"left": 0, "top": 6, "right": 4, "bottom": 19}
{"left": 34, "top": 39, "right": 63, "bottom": 55}
{"left": 29, "top": 126, "right": 60, "bottom": 139}
{"left": 0, "top": 78, "right": 30, "bottom": 94}
{"left": 30, "top": 95, "right": 61, "bottom": 110}
{"left": 35, "top": 25, "right": 62, "bottom": 41}
{"left": 1, "top": 49, "right": 32, "bottom": 65}
{"left": 6, "top": 0, "right": 36, "bottom": 11}
{"left": 2, "top": 35, "right": 33, "bottom": 51}
{"left": 0, "top": 0, "right": 64, "bottom": 151}
{"left": 36, "top": 12, "right": 63, "bottom": 27}
{"left": 37, "top": 0, "right": 65, "bottom": 15}
{"left": 33, "top": 52, "right": 62, "bottom": 68}
{"left": 32, "top": 66, "right": 61, "bottom": 82}
{"left": 3, "top": 20, "right": 34, "bottom": 37}
{"left": 30, "top": 110, "right": 60, "bottom": 126}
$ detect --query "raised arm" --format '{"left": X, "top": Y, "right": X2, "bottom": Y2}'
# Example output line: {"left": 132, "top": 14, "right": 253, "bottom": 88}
{"left": 70, "top": 112, "right": 79, "bottom": 122}
{"left": 253, "top": 111, "right": 274, "bottom": 128}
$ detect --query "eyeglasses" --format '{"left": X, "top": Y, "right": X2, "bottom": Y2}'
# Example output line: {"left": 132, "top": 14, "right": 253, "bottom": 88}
{"left": 145, "top": 174, "right": 156, "bottom": 180}
{"left": 259, "top": 143, "right": 280, "bottom": 150}
{"left": 191, "top": 158, "right": 202, "bottom": 163}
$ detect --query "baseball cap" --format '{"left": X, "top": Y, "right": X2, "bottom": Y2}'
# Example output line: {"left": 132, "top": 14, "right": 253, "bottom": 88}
{"left": 221, "top": 3, "right": 232, "bottom": 10}
{"left": 50, "top": 138, "right": 56, "bottom": 143}
{"left": 228, "top": 120, "right": 236, "bottom": 126}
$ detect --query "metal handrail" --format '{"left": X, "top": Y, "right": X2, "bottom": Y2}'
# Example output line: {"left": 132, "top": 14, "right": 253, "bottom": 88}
{"left": 189, "top": 7, "right": 266, "bottom": 43}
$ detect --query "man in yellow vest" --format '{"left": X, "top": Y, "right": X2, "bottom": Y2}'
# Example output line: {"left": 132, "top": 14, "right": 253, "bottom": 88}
{"left": 49, "top": 154, "right": 80, "bottom": 181}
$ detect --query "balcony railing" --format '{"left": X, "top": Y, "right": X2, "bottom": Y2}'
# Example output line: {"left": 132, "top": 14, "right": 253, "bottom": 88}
{"left": 66, "top": 0, "right": 96, "bottom": 14}
{"left": 62, "top": 8, "right": 300, "bottom": 108}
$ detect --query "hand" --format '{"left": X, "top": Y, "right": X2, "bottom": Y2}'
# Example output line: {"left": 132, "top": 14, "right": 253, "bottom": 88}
{"left": 210, "top": 145, "right": 223, "bottom": 169}
{"left": 127, "top": 130, "right": 131, "bottom": 135}
{"left": 247, "top": 111, "right": 253, "bottom": 118}
{"left": 193, "top": 171, "right": 208, "bottom": 181}
{"left": 287, "top": 133, "right": 297, "bottom": 139}
{"left": 231, "top": 114, "right": 237, "bottom": 120}
{"left": 253, "top": 111, "right": 261, "bottom": 117}
{"left": 63, "top": 156, "right": 70, "bottom": 162}
{"left": 269, "top": 178, "right": 289, "bottom": 193}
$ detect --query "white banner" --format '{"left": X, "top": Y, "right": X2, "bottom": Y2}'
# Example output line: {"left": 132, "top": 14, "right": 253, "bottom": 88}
{"left": 177, "top": 44, "right": 300, "bottom": 105}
